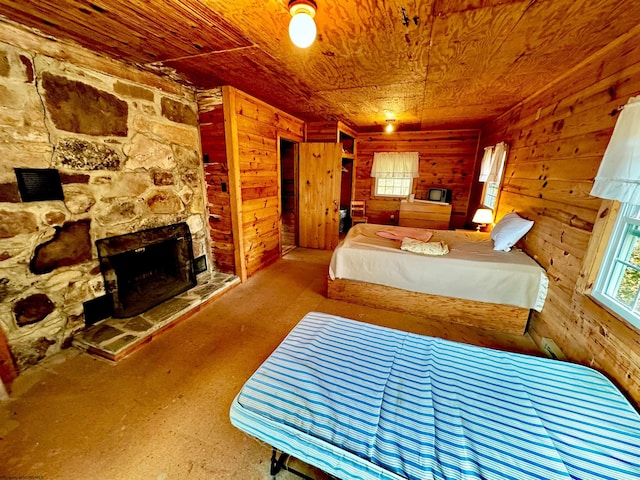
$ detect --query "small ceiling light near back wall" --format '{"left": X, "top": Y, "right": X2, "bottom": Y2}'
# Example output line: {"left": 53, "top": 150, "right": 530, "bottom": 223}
{"left": 288, "top": 0, "right": 317, "bottom": 48}
{"left": 385, "top": 119, "right": 396, "bottom": 133}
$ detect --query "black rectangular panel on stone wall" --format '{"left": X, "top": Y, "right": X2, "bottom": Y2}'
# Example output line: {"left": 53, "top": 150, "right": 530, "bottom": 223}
{"left": 194, "top": 255, "right": 207, "bottom": 274}
{"left": 15, "top": 168, "right": 64, "bottom": 202}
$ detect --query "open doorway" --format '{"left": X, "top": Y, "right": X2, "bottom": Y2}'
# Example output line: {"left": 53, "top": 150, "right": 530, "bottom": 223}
{"left": 280, "top": 139, "right": 297, "bottom": 256}
{"left": 340, "top": 158, "right": 353, "bottom": 238}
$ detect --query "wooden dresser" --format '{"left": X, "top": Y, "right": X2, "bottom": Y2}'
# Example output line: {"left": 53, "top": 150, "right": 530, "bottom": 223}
{"left": 399, "top": 200, "right": 452, "bottom": 229}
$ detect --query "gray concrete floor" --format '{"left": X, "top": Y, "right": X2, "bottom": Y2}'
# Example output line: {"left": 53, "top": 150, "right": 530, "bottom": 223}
{"left": 0, "top": 248, "right": 540, "bottom": 479}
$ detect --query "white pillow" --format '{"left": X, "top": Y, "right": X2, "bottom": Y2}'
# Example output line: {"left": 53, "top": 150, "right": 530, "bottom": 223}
{"left": 490, "top": 212, "right": 534, "bottom": 252}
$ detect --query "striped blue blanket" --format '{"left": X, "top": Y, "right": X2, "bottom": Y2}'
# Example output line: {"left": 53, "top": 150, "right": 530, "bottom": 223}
{"left": 230, "top": 312, "right": 640, "bottom": 479}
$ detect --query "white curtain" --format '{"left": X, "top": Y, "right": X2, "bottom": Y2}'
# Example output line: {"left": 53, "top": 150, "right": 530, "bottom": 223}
{"left": 371, "top": 152, "right": 419, "bottom": 178}
{"left": 479, "top": 146, "right": 494, "bottom": 182}
{"left": 591, "top": 96, "right": 640, "bottom": 204}
{"left": 487, "top": 142, "right": 508, "bottom": 183}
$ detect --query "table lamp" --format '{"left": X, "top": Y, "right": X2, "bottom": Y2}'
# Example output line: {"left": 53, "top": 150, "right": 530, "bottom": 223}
{"left": 472, "top": 208, "right": 493, "bottom": 231}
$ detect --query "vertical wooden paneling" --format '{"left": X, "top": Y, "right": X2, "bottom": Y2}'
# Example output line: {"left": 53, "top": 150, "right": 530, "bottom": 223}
{"left": 198, "top": 89, "right": 235, "bottom": 274}
{"left": 223, "top": 87, "right": 304, "bottom": 279}
{"left": 482, "top": 29, "right": 640, "bottom": 406}
{"left": 222, "top": 86, "right": 246, "bottom": 281}
{"left": 307, "top": 120, "right": 358, "bottom": 215}
{"left": 356, "top": 130, "right": 480, "bottom": 228}
{"left": 298, "top": 143, "right": 342, "bottom": 249}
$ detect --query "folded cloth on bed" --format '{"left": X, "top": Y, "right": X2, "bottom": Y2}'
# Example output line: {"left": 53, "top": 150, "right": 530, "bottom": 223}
{"left": 400, "top": 237, "right": 449, "bottom": 255}
{"left": 376, "top": 226, "right": 433, "bottom": 242}
{"left": 230, "top": 312, "right": 640, "bottom": 480}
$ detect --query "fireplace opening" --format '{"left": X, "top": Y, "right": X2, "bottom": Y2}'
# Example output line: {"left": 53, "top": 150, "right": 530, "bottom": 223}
{"left": 96, "top": 223, "right": 196, "bottom": 318}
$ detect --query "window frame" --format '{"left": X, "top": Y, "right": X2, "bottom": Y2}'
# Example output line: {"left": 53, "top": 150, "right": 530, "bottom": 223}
{"left": 482, "top": 180, "right": 501, "bottom": 210}
{"left": 373, "top": 176, "right": 414, "bottom": 198}
{"left": 592, "top": 201, "right": 640, "bottom": 329}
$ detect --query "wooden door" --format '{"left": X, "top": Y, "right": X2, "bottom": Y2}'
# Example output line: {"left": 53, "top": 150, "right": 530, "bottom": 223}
{"left": 298, "top": 142, "right": 342, "bottom": 249}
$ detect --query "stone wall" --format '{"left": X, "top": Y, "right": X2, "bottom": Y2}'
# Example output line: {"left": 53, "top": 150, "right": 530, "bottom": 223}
{"left": 0, "top": 32, "right": 210, "bottom": 373}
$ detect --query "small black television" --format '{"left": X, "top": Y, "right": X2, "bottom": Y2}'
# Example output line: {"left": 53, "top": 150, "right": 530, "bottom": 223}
{"left": 427, "top": 188, "right": 451, "bottom": 204}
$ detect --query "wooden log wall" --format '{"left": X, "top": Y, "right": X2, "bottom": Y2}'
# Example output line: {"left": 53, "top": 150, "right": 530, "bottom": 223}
{"left": 198, "top": 89, "right": 235, "bottom": 274}
{"left": 222, "top": 86, "right": 304, "bottom": 280}
{"left": 355, "top": 131, "right": 480, "bottom": 228}
{"left": 306, "top": 121, "right": 342, "bottom": 142}
{"left": 481, "top": 27, "right": 640, "bottom": 407}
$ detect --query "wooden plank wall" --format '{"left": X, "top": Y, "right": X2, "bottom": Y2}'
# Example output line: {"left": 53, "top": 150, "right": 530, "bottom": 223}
{"left": 223, "top": 87, "right": 304, "bottom": 279}
{"left": 356, "top": 131, "right": 480, "bottom": 228}
{"left": 306, "top": 121, "right": 340, "bottom": 142}
{"left": 481, "top": 28, "right": 640, "bottom": 406}
{"left": 198, "top": 89, "right": 235, "bottom": 274}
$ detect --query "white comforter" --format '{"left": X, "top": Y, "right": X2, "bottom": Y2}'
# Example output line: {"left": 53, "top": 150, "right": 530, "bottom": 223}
{"left": 329, "top": 223, "right": 548, "bottom": 311}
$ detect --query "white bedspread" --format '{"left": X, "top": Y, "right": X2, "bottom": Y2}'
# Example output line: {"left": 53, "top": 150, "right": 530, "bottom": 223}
{"left": 329, "top": 223, "right": 548, "bottom": 311}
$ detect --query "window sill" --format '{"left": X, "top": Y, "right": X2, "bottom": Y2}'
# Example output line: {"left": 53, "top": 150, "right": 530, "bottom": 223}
{"left": 586, "top": 292, "right": 640, "bottom": 332}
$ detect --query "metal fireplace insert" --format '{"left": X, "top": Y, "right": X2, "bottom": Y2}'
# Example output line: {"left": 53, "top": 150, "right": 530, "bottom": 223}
{"left": 96, "top": 222, "right": 196, "bottom": 318}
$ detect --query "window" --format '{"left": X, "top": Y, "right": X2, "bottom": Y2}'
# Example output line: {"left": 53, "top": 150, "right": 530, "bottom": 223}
{"left": 483, "top": 182, "right": 500, "bottom": 210}
{"left": 371, "top": 152, "right": 419, "bottom": 198}
{"left": 592, "top": 202, "right": 640, "bottom": 328}
{"left": 588, "top": 96, "right": 640, "bottom": 328}
{"left": 374, "top": 177, "right": 412, "bottom": 197}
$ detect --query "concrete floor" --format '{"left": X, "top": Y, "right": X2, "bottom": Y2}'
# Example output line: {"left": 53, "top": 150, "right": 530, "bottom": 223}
{"left": 0, "top": 248, "right": 540, "bottom": 480}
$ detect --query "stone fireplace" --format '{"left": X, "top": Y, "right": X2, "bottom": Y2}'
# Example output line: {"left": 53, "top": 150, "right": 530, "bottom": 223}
{"left": 96, "top": 222, "right": 196, "bottom": 318}
{"left": 0, "top": 25, "right": 222, "bottom": 377}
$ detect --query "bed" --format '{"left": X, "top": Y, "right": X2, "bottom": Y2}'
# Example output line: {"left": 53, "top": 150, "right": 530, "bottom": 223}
{"left": 327, "top": 223, "right": 548, "bottom": 335}
{"left": 230, "top": 311, "right": 640, "bottom": 480}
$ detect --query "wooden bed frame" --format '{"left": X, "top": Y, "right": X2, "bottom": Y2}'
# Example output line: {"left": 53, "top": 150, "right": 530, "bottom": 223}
{"left": 327, "top": 277, "right": 531, "bottom": 335}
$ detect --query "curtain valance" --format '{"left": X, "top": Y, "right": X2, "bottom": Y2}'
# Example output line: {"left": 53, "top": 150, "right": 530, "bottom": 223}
{"left": 371, "top": 152, "right": 419, "bottom": 179}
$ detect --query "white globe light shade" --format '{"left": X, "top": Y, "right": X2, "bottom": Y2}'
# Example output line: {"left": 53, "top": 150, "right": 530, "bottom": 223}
{"left": 289, "top": 12, "right": 316, "bottom": 48}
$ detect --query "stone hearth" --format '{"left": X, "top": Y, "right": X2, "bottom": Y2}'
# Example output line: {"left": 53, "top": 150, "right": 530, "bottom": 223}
{"left": 73, "top": 271, "right": 239, "bottom": 361}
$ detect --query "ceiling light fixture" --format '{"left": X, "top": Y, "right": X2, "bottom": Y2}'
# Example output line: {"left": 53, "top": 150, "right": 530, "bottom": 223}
{"left": 288, "top": 0, "right": 317, "bottom": 49}
{"left": 385, "top": 119, "right": 396, "bottom": 133}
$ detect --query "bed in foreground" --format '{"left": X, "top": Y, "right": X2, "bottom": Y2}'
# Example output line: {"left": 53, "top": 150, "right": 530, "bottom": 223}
{"left": 328, "top": 223, "right": 548, "bottom": 335}
{"left": 230, "top": 312, "right": 640, "bottom": 480}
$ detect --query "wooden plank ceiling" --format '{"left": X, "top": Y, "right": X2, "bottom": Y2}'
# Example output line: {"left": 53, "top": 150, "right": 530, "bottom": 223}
{"left": 0, "top": 0, "right": 638, "bottom": 131}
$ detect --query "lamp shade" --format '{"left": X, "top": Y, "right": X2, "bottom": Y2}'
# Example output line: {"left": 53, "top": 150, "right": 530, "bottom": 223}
{"left": 472, "top": 208, "right": 494, "bottom": 225}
